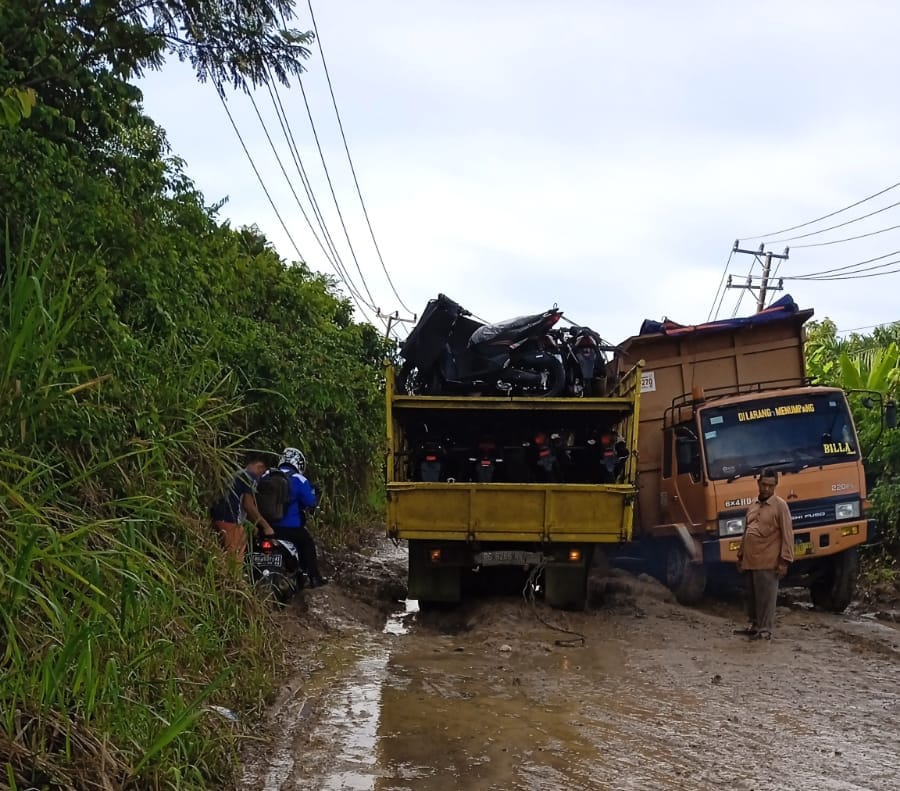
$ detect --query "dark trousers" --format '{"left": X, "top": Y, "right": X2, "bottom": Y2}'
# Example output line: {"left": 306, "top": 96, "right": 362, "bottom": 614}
{"left": 272, "top": 525, "right": 322, "bottom": 580}
{"left": 746, "top": 569, "right": 779, "bottom": 634}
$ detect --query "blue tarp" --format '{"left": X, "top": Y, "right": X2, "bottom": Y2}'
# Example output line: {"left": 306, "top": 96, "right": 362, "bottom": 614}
{"left": 638, "top": 294, "right": 805, "bottom": 337}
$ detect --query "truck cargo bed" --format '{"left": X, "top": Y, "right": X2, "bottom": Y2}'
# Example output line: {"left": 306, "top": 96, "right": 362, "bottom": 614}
{"left": 387, "top": 481, "right": 634, "bottom": 543}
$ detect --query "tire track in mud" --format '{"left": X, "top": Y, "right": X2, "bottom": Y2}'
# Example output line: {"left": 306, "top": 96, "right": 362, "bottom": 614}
{"left": 241, "top": 567, "right": 900, "bottom": 791}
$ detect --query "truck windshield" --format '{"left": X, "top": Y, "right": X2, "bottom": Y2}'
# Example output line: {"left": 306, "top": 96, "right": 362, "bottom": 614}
{"left": 699, "top": 392, "right": 858, "bottom": 480}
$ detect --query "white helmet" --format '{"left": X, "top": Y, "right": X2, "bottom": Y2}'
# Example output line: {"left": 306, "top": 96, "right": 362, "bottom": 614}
{"left": 279, "top": 447, "right": 306, "bottom": 473}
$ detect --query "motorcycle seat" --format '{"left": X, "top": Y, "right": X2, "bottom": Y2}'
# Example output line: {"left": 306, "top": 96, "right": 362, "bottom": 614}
{"left": 468, "top": 310, "right": 555, "bottom": 346}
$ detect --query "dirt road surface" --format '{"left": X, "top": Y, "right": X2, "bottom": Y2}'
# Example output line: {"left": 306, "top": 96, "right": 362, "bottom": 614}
{"left": 240, "top": 547, "right": 900, "bottom": 791}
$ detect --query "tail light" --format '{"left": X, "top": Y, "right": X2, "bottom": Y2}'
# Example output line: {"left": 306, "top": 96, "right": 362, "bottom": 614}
{"left": 260, "top": 538, "right": 275, "bottom": 552}
{"left": 425, "top": 454, "right": 437, "bottom": 461}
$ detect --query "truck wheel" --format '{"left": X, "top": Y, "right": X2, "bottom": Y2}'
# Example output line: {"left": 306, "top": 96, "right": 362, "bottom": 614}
{"left": 810, "top": 548, "right": 858, "bottom": 613}
{"left": 665, "top": 542, "right": 707, "bottom": 605}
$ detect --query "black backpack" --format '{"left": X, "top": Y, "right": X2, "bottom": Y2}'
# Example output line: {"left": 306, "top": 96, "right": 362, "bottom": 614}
{"left": 256, "top": 468, "right": 292, "bottom": 522}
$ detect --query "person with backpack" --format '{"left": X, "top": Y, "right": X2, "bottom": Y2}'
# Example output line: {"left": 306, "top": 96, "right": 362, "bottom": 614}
{"left": 258, "top": 447, "right": 328, "bottom": 587}
{"left": 210, "top": 453, "right": 275, "bottom": 562}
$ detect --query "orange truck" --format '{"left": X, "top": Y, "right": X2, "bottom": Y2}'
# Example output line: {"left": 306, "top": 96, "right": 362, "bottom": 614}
{"left": 611, "top": 299, "right": 891, "bottom": 611}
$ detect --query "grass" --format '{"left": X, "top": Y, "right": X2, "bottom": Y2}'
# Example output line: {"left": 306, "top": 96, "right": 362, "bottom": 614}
{"left": 0, "top": 229, "right": 287, "bottom": 789}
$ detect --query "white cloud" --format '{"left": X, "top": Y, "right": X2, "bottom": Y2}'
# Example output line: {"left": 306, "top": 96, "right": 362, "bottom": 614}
{"left": 139, "top": 0, "right": 900, "bottom": 342}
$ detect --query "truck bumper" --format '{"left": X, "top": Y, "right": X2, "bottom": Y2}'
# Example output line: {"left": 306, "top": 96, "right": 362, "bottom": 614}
{"left": 705, "top": 519, "right": 868, "bottom": 564}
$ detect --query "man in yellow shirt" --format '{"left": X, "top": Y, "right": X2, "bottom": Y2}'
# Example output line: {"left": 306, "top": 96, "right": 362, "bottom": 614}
{"left": 735, "top": 468, "right": 794, "bottom": 640}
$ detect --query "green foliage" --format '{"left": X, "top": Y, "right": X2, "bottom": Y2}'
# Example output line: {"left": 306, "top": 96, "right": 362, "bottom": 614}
{"left": 1, "top": 1, "right": 312, "bottom": 147}
{"left": 0, "top": 86, "right": 36, "bottom": 127}
{"left": 806, "top": 318, "right": 900, "bottom": 556}
{"left": 1, "top": 3, "right": 391, "bottom": 784}
{"left": 0, "top": 237, "right": 285, "bottom": 788}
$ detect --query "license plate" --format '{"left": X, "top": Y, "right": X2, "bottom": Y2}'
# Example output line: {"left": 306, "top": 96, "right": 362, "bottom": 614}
{"left": 794, "top": 541, "right": 813, "bottom": 557}
{"left": 475, "top": 550, "right": 542, "bottom": 566}
{"left": 250, "top": 552, "right": 283, "bottom": 568}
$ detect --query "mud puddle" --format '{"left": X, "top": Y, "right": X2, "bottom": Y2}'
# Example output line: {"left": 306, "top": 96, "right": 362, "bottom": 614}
{"left": 241, "top": 555, "right": 900, "bottom": 791}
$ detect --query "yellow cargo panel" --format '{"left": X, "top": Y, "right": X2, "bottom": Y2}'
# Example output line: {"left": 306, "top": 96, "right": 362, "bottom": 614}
{"left": 387, "top": 483, "right": 633, "bottom": 543}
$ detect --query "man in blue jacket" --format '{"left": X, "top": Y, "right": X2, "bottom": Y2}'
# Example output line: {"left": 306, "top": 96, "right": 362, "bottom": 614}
{"left": 269, "top": 447, "right": 328, "bottom": 587}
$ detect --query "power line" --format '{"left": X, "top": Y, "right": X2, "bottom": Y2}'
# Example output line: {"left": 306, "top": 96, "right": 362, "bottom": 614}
{"left": 782, "top": 260, "right": 900, "bottom": 281}
{"left": 741, "top": 181, "right": 900, "bottom": 240}
{"left": 731, "top": 256, "right": 758, "bottom": 318}
{"left": 262, "top": 70, "right": 367, "bottom": 304}
{"left": 297, "top": 77, "right": 378, "bottom": 308}
{"left": 791, "top": 221, "right": 900, "bottom": 249}
{"left": 254, "top": 81, "right": 377, "bottom": 310}
{"left": 764, "top": 198, "right": 900, "bottom": 245}
{"left": 837, "top": 321, "right": 900, "bottom": 334}
{"left": 246, "top": 92, "right": 339, "bottom": 276}
{"left": 784, "top": 249, "right": 900, "bottom": 279}
{"left": 214, "top": 86, "right": 378, "bottom": 325}
{"left": 707, "top": 245, "right": 734, "bottom": 321}
{"left": 306, "top": 0, "right": 413, "bottom": 315}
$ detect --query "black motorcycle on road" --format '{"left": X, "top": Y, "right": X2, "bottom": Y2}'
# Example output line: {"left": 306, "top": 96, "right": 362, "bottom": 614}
{"left": 397, "top": 294, "right": 566, "bottom": 397}
{"left": 246, "top": 535, "right": 306, "bottom": 604}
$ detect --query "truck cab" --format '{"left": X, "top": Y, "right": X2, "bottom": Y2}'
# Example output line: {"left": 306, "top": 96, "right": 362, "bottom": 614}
{"left": 657, "top": 385, "right": 867, "bottom": 609}
{"left": 614, "top": 297, "right": 871, "bottom": 611}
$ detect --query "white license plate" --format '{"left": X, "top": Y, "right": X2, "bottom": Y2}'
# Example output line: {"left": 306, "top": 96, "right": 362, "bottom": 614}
{"left": 250, "top": 553, "right": 283, "bottom": 568}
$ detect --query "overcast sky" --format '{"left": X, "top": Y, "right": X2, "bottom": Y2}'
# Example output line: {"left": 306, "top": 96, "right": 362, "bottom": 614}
{"left": 139, "top": 0, "right": 900, "bottom": 343}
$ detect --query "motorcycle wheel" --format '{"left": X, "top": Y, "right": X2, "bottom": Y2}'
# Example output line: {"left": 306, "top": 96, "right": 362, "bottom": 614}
{"left": 398, "top": 363, "right": 442, "bottom": 396}
{"left": 525, "top": 355, "right": 566, "bottom": 397}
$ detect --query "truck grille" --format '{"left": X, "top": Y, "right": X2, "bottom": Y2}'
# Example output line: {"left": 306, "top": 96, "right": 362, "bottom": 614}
{"left": 789, "top": 499, "right": 845, "bottom": 529}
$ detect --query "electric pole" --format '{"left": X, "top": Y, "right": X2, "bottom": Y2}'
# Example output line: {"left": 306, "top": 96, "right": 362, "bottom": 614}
{"left": 725, "top": 241, "right": 790, "bottom": 312}
{"left": 377, "top": 308, "right": 417, "bottom": 340}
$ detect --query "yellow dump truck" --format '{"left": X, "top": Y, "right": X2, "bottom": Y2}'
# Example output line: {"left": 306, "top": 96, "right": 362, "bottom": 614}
{"left": 610, "top": 298, "right": 890, "bottom": 610}
{"left": 385, "top": 362, "right": 644, "bottom": 609}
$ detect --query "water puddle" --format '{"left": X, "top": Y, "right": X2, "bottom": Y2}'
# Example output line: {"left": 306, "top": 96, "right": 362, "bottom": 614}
{"left": 383, "top": 599, "right": 420, "bottom": 636}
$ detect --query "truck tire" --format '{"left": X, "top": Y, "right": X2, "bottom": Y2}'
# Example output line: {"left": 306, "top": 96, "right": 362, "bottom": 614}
{"left": 810, "top": 548, "right": 858, "bottom": 613}
{"left": 665, "top": 542, "right": 707, "bottom": 605}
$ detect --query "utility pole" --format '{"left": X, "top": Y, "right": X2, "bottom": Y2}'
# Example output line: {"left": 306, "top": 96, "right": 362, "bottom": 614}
{"left": 377, "top": 308, "right": 417, "bottom": 340}
{"left": 725, "top": 241, "right": 790, "bottom": 312}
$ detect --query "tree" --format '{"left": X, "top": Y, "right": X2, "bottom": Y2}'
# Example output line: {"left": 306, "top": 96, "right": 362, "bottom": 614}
{"left": 0, "top": 85, "right": 36, "bottom": 127}
{"left": 1, "top": 0, "right": 312, "bottom": 147}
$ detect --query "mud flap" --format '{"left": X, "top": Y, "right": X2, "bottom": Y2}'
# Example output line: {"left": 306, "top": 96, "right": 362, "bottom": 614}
{"left": 544, "top": 546, "right": 593, "bottom": 611}
{"left": 407, "top": 540, "right": 461, "bottom": 604}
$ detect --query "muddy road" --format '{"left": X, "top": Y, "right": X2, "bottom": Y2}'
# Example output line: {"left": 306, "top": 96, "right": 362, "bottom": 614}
{"left": 240, "top": 548, "right": 900, "bottom": 791}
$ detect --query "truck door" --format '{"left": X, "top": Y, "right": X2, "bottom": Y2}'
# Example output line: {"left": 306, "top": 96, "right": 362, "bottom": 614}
{"left": 670, "top": 423, "right": 706, "bottom": 528}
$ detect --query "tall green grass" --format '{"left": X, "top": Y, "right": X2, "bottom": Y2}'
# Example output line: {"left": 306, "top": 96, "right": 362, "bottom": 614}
{"left": 1, "top": 230, "right": 284, "bottom": 788}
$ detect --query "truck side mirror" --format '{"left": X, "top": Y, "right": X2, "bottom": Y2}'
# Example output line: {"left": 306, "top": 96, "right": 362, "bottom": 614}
{"left": 675, "top": 436, "right": 702, "bottom": 481}
{"left": 887, "top": 400, "right": 897, "bottom": 429}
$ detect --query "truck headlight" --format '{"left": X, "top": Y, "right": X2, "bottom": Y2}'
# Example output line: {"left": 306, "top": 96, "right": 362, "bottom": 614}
{"left": 835, "top": 501, "right": 860, "bottom": 520}
{"left": 718, "top": 516, "right": 746, "bottom": 537}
